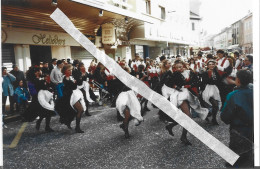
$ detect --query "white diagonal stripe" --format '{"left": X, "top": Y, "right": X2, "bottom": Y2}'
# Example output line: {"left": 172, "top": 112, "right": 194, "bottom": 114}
{"left": 50, "top": 8, "right": 239, "bottom": 165}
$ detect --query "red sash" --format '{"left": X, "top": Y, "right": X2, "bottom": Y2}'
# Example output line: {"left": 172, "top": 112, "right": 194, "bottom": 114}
{"left": 217, "top": 58, "right": 228, "bottom": 76}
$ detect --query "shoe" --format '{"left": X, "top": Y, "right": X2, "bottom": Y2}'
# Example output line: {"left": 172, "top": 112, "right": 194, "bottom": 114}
{"left": 66, "top": 124, "right": 72, "bottom": 130}
{"left": 180, "top": 137, "right": 192, "bottom": 146}
{"left": 125, "top": 132, "right": 130, "bottom": 139}
{"left": 75, "top": 128, "right": 84, "bottom": 133}
{"left": 120, "top": 123, "right": 130, "bottom": 138}
{"left": 165, "top": 125, "right": 174, "bottom": 137}
{"left": 85, "top": 111, "right": 91, "bottom": 116}
{"left": 134, "top": 119, "right": 142, "bottom": 126}
{"left": 45, "top": 127, "right": 54, "bottom": 132}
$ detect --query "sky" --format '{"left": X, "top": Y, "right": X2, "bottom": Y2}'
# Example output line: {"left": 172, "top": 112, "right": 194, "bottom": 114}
{"left": 199, "top": 0, "right": 253, "bottom": 35}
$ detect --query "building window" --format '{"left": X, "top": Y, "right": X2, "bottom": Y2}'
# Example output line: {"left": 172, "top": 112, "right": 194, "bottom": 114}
{"left": 160, "top": 6, "right": 165, "bottom": 20}
{"left": 192, "top": 23, "right": 195, "bottom": 31}
{"left": 146, "top": 0, "right": 151, "bottom": 15}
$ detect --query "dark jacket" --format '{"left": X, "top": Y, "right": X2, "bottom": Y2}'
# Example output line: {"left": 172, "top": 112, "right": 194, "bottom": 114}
{"left": 200, "top": 68, "right": 221, "bottom": 91}
{"left": 9, "top": 70, "right": 27, "bottom": 88}
{"left": 220, "top": 84, "right": 253, "bottom": 139}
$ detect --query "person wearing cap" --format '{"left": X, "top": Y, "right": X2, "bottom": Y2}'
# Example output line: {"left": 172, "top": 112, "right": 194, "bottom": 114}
{"left": 50, "top": 60, "right": 64, "bottom": 98}
{"left": 49, "top": 58, "right": 57, "bottom": 72}
{"left": 2, "top": 67, "right": 16, "bottom": 115}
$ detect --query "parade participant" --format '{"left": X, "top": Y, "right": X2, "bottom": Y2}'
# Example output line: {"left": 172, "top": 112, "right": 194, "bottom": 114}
{"left": 215, "top": 50, "right": 232, "bottom": 104}
{"left": 55, "top": 64, "right": 86, "bottom": 133}
{"left": 216, "top": 50, "right": 231, "bottom": 76}
{"left": 234, "top": 51, "right": 242, "bottom": 70}
{"left": 23, "top": 74, "right": 55, "bottom": 132}
{"left": 74, "top": 62, "right": 94, "bottom": 116}
{"left": 163, "top": 60, "right": 208, "bottom": 145}
{"left": 189, "top": 58, "right": 197, "bottom": 73}
{"left": 136, "top": 64, "right": 150, "bottom": 113}
{"left": 201, "top": 60, "right": 222, "bottom": 125}
{"left": 116, "top": 66, "right": 143, "bottom": 138}
{"left": 14, "top": 80, "right": 30, "bottom": 115}
{"left": 2, "top": 67, "right": 16, "bottom": 115}
{"left": 50, "top": 60, "right": 64, "bottom": 98}
{"left": 221, "top": 70, "right": 253, "bottom": 168}
{"left": 196, "top": 53, "right": 205, "bottom": 73}
{"left": 148, "top": 59, "right": 159, "bottom": 90}
{"left": 160, "top": 59, "right": 173, "bottom": 98}
{"left": 204, "top": 53, "right": 214, "bottom": 65}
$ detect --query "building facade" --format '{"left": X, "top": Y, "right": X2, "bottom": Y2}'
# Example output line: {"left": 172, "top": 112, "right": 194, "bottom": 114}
{"left": 242, "top": 13, "right": 253, "bottom": 54}
{"left": 2, "top": 0, "right": 196, "bottom": 72}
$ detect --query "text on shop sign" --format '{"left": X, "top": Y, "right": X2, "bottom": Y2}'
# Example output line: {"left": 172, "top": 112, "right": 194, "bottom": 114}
{"left": 32, "top": 34, "right": 65, "bottom": 45}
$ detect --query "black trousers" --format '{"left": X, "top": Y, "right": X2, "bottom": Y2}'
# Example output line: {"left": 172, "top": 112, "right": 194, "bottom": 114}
{"left": 229, "top": 129, "right": 254, "bottom": 167}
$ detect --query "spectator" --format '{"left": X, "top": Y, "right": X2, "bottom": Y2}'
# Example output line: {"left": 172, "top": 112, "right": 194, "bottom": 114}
{"left": 50, "top": 60, "right": 64, "bottom": 98}
{"left": 220, "top": 70, "right": 253, "bottom": 168}
{"left": 242, "top": 55, "right": 253, "bottom": 72}
{"left": 42, "top": 61, "right": 50, "bottom": 76}
{"left": 2, "top": 67, "right": 16, "bottom": 115}
{"left": 14, "top": 80, "right": 30, "bottom": 115}
{"left": 10, "top": 64, "right": 27, "bottom": 89}
{"left": 49, "top": 58, "right": 57, "bottom": 72}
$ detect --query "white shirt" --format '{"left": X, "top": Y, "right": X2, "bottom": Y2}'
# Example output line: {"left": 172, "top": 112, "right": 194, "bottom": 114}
{"left": 217, "top": 57, "right": 230, "bottom": 71}
{"left": 234, "top": 59, "right": 241, "bottom": 69}
{"left": 196, "top": 58, "right": 204, "bottom": 68}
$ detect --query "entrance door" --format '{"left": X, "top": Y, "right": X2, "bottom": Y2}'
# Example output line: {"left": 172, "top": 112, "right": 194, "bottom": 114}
{"left": 30, "top": 45, "right": 52, "bottom": 65}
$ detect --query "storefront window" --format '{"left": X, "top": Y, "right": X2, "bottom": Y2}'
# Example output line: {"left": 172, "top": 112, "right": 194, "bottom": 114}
{"left": 135, "top": 45, "right": 144, "bottom": 59}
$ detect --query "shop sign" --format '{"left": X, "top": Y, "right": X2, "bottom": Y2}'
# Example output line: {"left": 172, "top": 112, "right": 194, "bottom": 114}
{"left": 32, "top": 34, "right": 65, "bottom": 45}
{"left": 102, "top": 23, "right": 116, "bottom": 44}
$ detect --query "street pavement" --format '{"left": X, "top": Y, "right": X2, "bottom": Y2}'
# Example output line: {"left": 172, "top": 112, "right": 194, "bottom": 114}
{"left": 3, "top": 102, "right": 229, "bottom": 168}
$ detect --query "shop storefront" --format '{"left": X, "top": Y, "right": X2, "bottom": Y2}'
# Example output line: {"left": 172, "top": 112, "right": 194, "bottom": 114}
{"left": 1, "top": 27, "right": 96, "bottom": 71}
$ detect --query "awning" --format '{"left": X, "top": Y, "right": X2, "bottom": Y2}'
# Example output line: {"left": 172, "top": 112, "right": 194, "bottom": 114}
{"left": 2, "top": 0, "right": 146, "bottom": 37}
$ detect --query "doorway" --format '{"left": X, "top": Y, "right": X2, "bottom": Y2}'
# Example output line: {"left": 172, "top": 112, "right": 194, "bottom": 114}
{"left": 30, "top": 45, "right": 52, "bottom": 65}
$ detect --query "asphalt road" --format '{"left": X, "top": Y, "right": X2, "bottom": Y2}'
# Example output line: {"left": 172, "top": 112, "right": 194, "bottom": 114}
{"left": 3, "top": 102, "right": 229, "bottom": 168}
